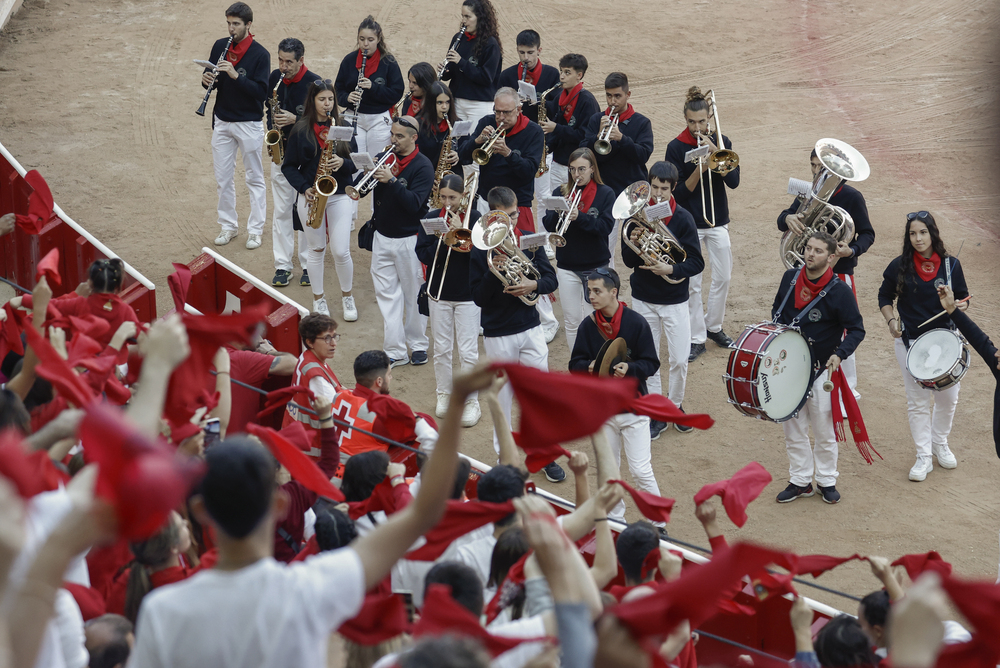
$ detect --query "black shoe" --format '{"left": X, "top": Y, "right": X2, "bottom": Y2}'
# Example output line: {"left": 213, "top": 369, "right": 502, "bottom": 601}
{"left": 688, "top": 343, "right": 706, "bottom": 362}
{"left": 818, "top": 485, "right": 841, "bottom": 504}
{"left": 650, "top": 419, "right": 668, "bottom": 440}
{"left": 410, "top": 350, "right": 428, "bottom": 366}
{"left": 674, "top": 405, "right": 693, "bottom": 434}
{"left": 300, "top": 269, "right": 310, "bottom": 287}
{"left": 776, "top": 482, "right": 815, "bottom": 503}
{"left": 271, "top": 270, "right": 291, "bottom": 287}
{"left": 707, "top": 329, "right": 734, "bottom": 348}
{"left": 543, "top": 462, "right": 566, "bottom": 483}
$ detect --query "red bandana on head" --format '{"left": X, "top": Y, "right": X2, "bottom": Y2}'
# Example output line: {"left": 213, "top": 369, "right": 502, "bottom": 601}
{"left": 284, "top": 63, "right": 307, "bottom": 84}
{"left": 313, "top": 121, "right": 330, "bottom": 148}
{"left": 517, "top": 59, "right": 542, "bottom": 85}
{"left": 577, "top": 180, "right": 598, "bottom": 214}
{"left": 610, "top": 104, "right": 635, "bottom": 122}
{"left": 594, "top": 301, "right": 627, "bottom": 340}
{"left": 676, "top": 128, "right": 699, "bottom": 147}
{"left": 355, "top": 48, "right": 380, "bottom": 78}
{"left": 226, "top": 33, "right": 254, "bottom": 66}
{"left": 504, "top": 113, "right": 530, "bottom": 137}
{"left": 914, "top": 251, "right": 941, "bottom": 281}
{"left": 559, "top": 83, "right": 583, "bottom": 122}
{"left": 793, "top": 266, "right": 834, "bottom": 309}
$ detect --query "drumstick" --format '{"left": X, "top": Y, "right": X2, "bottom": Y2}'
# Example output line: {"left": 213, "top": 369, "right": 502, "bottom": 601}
{"left": 822, "top": 368, "right": 834, "bottom": 393}
{"left": 917, "top": 295, "right": 972, "bottom": 328}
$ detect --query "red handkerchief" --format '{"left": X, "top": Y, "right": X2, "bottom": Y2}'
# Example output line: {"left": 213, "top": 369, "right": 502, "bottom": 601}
{"left": 405, "top": 499, "right": 516, "bottom": 561}
{"left": 610, "top": 479, "right": 675, "bottom": 523}
{"left": 339, "top": 593, "right": 410, "bottom": 645}
{"left": 14, "top": 170, "right": 54, "bottom": 235}
{"left": 35, "top": 248, "right": 62, "bottom": 288}
{"left": 693, "top": 462, "right": 772, "bottom": 528}
{"left": 247, "top": 424, "right": 344, "bottom": 502}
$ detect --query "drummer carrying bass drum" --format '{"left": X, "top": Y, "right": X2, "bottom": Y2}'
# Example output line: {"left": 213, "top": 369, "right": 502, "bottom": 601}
{"left": 773, "top": 231, "right": 865, "bottom": 505}
{"left": 878, "top": 211, "right": 969, "bottom": 483}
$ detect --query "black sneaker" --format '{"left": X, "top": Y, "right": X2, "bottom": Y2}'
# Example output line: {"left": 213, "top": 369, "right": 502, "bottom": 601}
{"left": 650, "top": 419, "right": 668, "bottom": 440}
{"left": 707, "top": 329, "right": 734, "bottom": 348}
{"left": 543, "top": 462, "right": 566, "bottom": 482}
{"left": 688, "top": 343, "right": 706, "bottom": 362}
{"left": 776, "top": 482, "right": 815, "bottom": 503}
{"left": 271, "top": 270, "right": 291, "bottom": 287}
{"left": 410, "top": 350, "right": 428, "bottom": 366}
{"left": 818, "top": 485, "right": 841, "bottom": 504}
{"left": 674, "top": 405, "right": 693, "bottom": 434}
{"left": 300, "top": 269, "right": 310, "bottom": 287}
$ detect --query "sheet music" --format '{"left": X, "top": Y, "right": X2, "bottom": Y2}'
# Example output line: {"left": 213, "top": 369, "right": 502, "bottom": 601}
{"left": 328, "top": 125, "right": 355, "bottom": 142}
{"left": 350, "top": 153, "right": 377, "bottom": 171}
{"left": 453, "top": 120, "right": 475, "bottom": 137}
{"left": 193, "top": 59, "right": 217, "bottom": 69}
{"left": 645, "top": 200, "right": 674, "bottom": 221}
{"left": 520, "top": 232, "right": 549, "bottom": 250}
{"left": 787, "top": 177, "right": 811, "bottom": 198}
{"left": 517, "top": 80, "right": 538, "bottom": 103}
{"left": 542, "top": 196, "right": 570, "bottom": 212}
{"left": 420, "top": 217, "right": 450, "bottom": 235}
{"left": 684, "top": 144, "right": 711, "bottom": 163}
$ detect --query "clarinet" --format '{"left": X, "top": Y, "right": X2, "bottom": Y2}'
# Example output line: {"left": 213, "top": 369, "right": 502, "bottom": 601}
{"left": 197, "top": 35, "right": 234, "bottom": 117}
{"left": 350, "top": 50, "right": 368, "bottom": 137}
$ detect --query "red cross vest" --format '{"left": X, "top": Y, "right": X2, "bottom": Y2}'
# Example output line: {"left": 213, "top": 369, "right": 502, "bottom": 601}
{"left": 331, "top": 389, "right": 388, "bottom": 456}
{"left": 282, "top": 350, "right": 342, "bottom": 458}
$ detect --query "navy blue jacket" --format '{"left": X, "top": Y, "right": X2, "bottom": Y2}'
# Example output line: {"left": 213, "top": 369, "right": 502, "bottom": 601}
{"left": 878, "top": 256, "right": 969, "bottom": 345}
{"left": 665, "top": 134, "right": 740, "bottom": 228}
{"left": 568, "top": 306, "right": 659, "bottom": 396}
{"left": 497, "top": 63, "right": 561, "bottom": 124}
{"left": 280, "top": 121, "right": 357, "bottom": 196}
{"left": 415, "top": 208, "right": 482, "bottom": 302}
{"left": 621, "top": 203, "right": 705, "bottom": 306}
{"left": 580, "top": 110, "right": 654, "bottom": 195}
{"left": 458, "top": 116, "right": 544, "bottom": 209}
{"left": 777, "top": 184, "right": 875, "bottom": 275}
{"left": 541, "top": 184, "right": 615, "bottom": 271}
{"left": 948, "top": 309, "right": 1000, "bottom": 457}
{"left": 440, "top": 34, "right": 502, "bottom": 102}
{"left": 417, "top": 121, "right": 453, "bottom": 174}
{"left": 266, "top": 68, "right": 322, "bottom": 149}
{"left": 545, "top": 87, "right": 600, "bottom": 166}
{"left": 371, "top": 150, "right": 435, "bottom": 238}
{"left": 470, "top": 242, "right": 557, "bottom": 337}
{"left": 204, "top": 37, "right": 270, "bottom": 123}
{"left": 335, "top": 51, "right": 405, "bottom": 116}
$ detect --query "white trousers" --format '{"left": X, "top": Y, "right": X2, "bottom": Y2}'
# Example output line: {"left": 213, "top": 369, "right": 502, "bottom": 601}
{"left": 296, "top": 194, "right": 354, "bottom": 296}
{"left": 455, "top": 99, "right": 494, "bottom": 124}
{"left": 212, "top": 119, "right": 266, "bottom": 234}
{"left": 607, "top": 218, "right": 621, "bottom": 272}
{"left": 549, "top": 162, "right": 568, "bottom": 194}
{"left": 632, "top": 299, "right": 690, "bottom": 406}
{"left": 534, "top": 154, "right": 553, "bottom": 223}
{"left": 688, "top": 226, "right": 732, "bottom": 343}
{"left": 271, "top": 163, "right": 308, "bottom": 272}
{"left": 781, "top": 374, "right": 838, "bottom": 488}
{"left": 371, "top": 232, "right": 428, "bottom": 359}
{"left": 483, "top": 326, "right": 549, "bottom": 453}
{"left": 602, "top": 413, "right": 660, "bottom": 522}
{"left": 354, "top": 111, "right": 393, "bottom": 161}
{"left": 429, "top": 298, "right": 481, "bottom": 399}
{"left": 556, "top": 267, "right": 595, "bottom": 352}
{"left": 894, "top": 337, "right": 960, "bottom": 459}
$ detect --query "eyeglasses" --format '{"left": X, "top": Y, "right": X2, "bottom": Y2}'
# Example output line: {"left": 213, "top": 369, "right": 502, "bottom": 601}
{"left": 493, "top": 107, "right": 518, "bottom": 116}
{"left": 319, "top": 333, "right": 341, "bottom": 344}
{"left": 906, "top": 211, "right": 931, "bottom": 222}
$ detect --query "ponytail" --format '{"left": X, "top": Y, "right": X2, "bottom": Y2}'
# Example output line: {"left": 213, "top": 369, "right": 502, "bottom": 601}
{"left": 683, "top": 86, "right": 709, "bottom": 115}
{"left": 122, "top": 517, "right": 180, "bottom": 624}
{"left": 88, "top": 258, "right": 125, "bottom": 294}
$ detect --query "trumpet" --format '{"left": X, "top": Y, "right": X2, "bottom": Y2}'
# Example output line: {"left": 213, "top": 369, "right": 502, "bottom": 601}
{"left": 346, "top": 145, "right": 397, "bottom": 201}
{"left": 615, "top": 181, "right": 687, "bottom": 285}
{"left": 264, "top": 78, "right": 284, "bottom": 166}
{"left": 472, "top": 128, "right": 506, "bottom": 166}
{"left": 594, "top": 109, "right": 619, "bottom": 155}
{"left": 426, "top": 171, "right": 478, "bottom": 302}
{"left": 471, "top": 210, "right": 541, "bottom": 306}
{"left": 196, "top": 35, "right": 233, "bottom": 116}
{"left": 548, "top": 178, "right": 582, "bottom": 248}
{"left": 437, "top": 25, "right": 466, "bottom": 78}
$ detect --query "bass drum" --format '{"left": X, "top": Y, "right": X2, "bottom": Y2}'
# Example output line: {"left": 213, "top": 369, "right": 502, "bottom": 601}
{"left": 725, "top": 322, "right": 813, "bottom": 422}
{"left": 905, "top": 328, "right": 971, "bottom": 391}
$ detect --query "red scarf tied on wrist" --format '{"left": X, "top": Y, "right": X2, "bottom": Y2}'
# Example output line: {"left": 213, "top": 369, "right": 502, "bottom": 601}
{"left": 504, "top": 114, "right": 530, "bottom": 137}
{"left": 559, "top": 83, "right": 583, "bottom": 122}
{"left": 830, "top": 367, "right": 881, "bottom": 465}
{"left": 793, "top": 266, "right": 834, "bottom": 309}
{"left": 576, "top": 180, "right": 598, "bottom": 213}
{"left": 356, "top": 48, "right": 380, "bottom": 78}
{"left": 610, "top": 104, "right": 636, "bottom": 122}
{"left": 913, "top": 251, "right": 941, "bottom": 281}
{"left": 517, "top": 59, "right": 542, "bottom": 85}
{"left": 226, "top": 33, "right": 254, "bottom": 66}
{"left": 594, "top": 302, "right": 627, "bottom": 340}
{"left": 284, "top": 63, "right": 307, "bottom": 84}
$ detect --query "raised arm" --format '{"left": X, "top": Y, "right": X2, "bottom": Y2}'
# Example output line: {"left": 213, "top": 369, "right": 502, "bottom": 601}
{"left": 126, "top": 314, "right": 191, "bottom": 438}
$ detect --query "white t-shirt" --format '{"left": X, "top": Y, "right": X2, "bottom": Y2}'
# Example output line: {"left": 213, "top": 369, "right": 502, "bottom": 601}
{"left": 456, "top": 532, "right": 498, "bottom": 600}
{"left": 127, "top": 548, "right": 365, "bottom": 668}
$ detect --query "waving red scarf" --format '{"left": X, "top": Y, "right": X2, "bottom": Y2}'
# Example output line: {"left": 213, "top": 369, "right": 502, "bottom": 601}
{"left": 14, "top": 170, "right": 54, "bottom": 234}
{"left": 35, "top": 248, "right": 62, "bottom": 288}
{"left": 693, "top": 462, "right": 773, "bottom": 528}
{"left": 610, "top": 479, "right": 675, "bottom": 523}
{"left": 405, "top": 499, "right": 516, "bottom": 561}
{"left": 247, "top": 424, "right": 344, "bottom": 502}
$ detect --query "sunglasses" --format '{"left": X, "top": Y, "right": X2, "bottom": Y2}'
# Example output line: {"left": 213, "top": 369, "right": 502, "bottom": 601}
{"left": 906, "top": 211, "right": 931, "bottom": 222}
{"left": 589, "top": 267, "right": 619, "bottom": 289}
{"left": 396, "top": 117, "right": 418, "bottom": 131}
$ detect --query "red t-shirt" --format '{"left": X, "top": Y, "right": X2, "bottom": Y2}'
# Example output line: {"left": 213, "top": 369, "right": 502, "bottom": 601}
{"left": 45, "top": 293, "right": 140, "bottom": 349}
{"left": 223, "top": 349, "right": 273, "bottom": 434}
{"left": 87, "top": 538, "right": 134, "bottom": 596}
{"left": 104, "top": 564, "right": 197, "bottom": 615}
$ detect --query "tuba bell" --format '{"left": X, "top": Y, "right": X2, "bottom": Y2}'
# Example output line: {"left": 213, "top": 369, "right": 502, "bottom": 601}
{"left": 471, "top": 210, "right": 541, "bottom": 305}
{"left": 616, "top": 181, "right": 687, "bottom": 285}
{"left": 778, "top": 138, "right": 870, "bottom": 269}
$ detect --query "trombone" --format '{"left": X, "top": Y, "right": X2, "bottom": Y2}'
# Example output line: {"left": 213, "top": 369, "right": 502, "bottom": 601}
{"left": 426, "top": 171, "right": 478, "bottom": 302}
{"left": 548, "top": 178, "right": 582, "bottom": 248}
{"left": 346, "top": 145, "right": 397, "bottom": 201}
{"left": 595, "top": 109, "right": 619, "bottom": 155}
{"left": 706, "top": 90, "right": 739, "bottom": 175}
{"left": 472, "top": 128, "right": 506, "bottom": 166}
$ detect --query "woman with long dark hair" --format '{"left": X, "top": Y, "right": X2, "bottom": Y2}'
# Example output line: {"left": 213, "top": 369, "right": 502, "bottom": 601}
{"left": 400, "top": 62, "right": 437, "bottom": 117}
{"left": 439, "top": 0, "right": 502, "bottom": 122}
{"left": 282, "top": 80, "right": 358, "bottom": 321}
{"left": 878, "top": 211, "right": 969, "bottom": 482}
{"left": 416, "top": 82, "right": 459, "bottom": 173}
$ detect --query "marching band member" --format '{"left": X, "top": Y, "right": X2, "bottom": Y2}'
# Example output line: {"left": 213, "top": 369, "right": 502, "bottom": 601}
{"left": 878, "top": 212, "right": 969, "bottom": 482}
{"left": 440, "top": 0, "right": 503, "bottom": 123}
{"left": 416, "top": 82, "right": 459, "bottom": 172}
{"left": 581, "top": 72, "right": 654, "bottom": 266}
{"left": 778, "top": 147, "right": 875, "bottom": 399}
{"left": 335, "top": 16, "right": 404, "bottom": 159}
{"left": 665, "top": 87, "right": 740, "bottom": 362}
{"left": 267, "top": 38, "right": 320, "bottom": 289}
{"left": 370, "top": 116, "right": 434, "bottom": 368}
{"left": 414, "top": 173, "right": 483, "bottom": 426}
{"left": 400, "top": 62, "right": 437, "bottom": 117}
{"left": 283, "top": 313, "right": 343, "bottom": 457}
{"left": 281, "top": 80, "right": 357, "bottom": 320}
{"left": 469, "top": 186, "right": 562, "bottom": 481}
{"left": 541, "top": 148, "right": 614, "bottom": 350}
{"left": 568, "top": 268, "right": 664, "bottom": 525}
{"left": 772, "top": 231, "right": 865, "bottom": 505}
{"left": 541, "top": 53, "right": 599, "bottom": 193}
{"left": 622, "top": 162, "right": 705, "bottom": 440}
{"left": 201, "top": 2, "right": 270, "bottom": 250}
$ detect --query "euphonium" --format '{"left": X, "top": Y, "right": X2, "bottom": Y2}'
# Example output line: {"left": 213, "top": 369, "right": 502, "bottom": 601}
{"left": 265, "top": 79, "right": 284, "bottom": 166}
{"left": 472, "top": 128, "right": 506, "bottom": 166}
{"left": 306, "top": 126, "right": 338, "bottom": 229}
{"left": 779, "top": 138, "right": 869, "bottom": 269}
{"left": 471, "top": 210, "right": 541, "bottom": 306}
{"left": 595, "top": 109, "right": 619, "bottom": 155}
{"left": 431, "top": 120, "right": 455, "bottom": 208}
{"left": 615, "top": 181, "right": 687, "bottom": 285}
{"left": 548, "top": 178, "right": 582, "bottom": 248}
{"left": 534, "top": 83, "right": 561, "bottom": 177}
{"left": 346, "top": 146, "right": 397, "bottom": 201}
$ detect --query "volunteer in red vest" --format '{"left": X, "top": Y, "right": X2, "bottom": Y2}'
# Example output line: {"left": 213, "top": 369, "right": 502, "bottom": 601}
{"left": 283, "top": 313, "right": 342, "bottom": 455}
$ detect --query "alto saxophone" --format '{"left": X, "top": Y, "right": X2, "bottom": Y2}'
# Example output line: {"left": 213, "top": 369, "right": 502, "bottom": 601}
{"left": 306, "top": 127, "right": 338, "bottom": 229}
{"left": 534, "top": 83, "right": 561, "bottom": 177}
{"left": 430, "top": 120, "right": 455, "bottom": 209}
{"left": 265, "top": 79, "right": 284, "bottom": 166}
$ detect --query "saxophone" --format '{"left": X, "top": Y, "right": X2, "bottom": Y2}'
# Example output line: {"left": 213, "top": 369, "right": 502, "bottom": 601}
{"left": 430, "top": 120, "right": 454, "bottom": 209}
{"left": 534, "top": 83, "right": 561, "bottom": 177}
{"left": 265, "top": 79, "right": 284, "bottom": 166}
{"left": 306, "top": 127, "right": 338, "bottom": 229}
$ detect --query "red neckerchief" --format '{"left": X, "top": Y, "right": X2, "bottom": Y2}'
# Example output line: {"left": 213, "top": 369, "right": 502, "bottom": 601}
{"left": 285, "top": 63, "right": 307, "bottom": 84}
{"left": 226, "top": 33, "right": 254, "bottom": 66}
{"left": 437, "top": 119, "right": 449, "bottom": 133}
{"left": 577, "top": 179, "right": 598, "bottom": 213}
{"left": 392, "top": 145, "right": 419, "bottom": 175}
{"left": 505, "top": 113, "right": 530, "bottom": 137}
{"left": 595, "top": 301, "right": 627, "bottom": 340}
{"left": 610, "top": 104, "right": 635, "bottom": 122}
{"left": 313, "top": 120, "right": 331, "bottom": 149}
{"left": 355, "top": 49, "right": 380, "bottom": 78}
{"left": 676, "top": 127, "right": 699, "bottom": 147}
{"left": 647, "top": 196, "right": 677, "bottom": 221}
{"left": 559, "top": 82, "right": 583, "bottom": 122}
{"left": 465, "top": 32, "right": 477, "bottom": 40}
{"left": 794, "top": 266, "right": 834, "bottom": 309}
{"left": 913, "top": 251, "right": 941, "bottom": 282}
{"left": 408, "top": 95, "right": 423, "bottom": 116}
{"left": 518, "top": 59, "right": 542, "bottom": 85}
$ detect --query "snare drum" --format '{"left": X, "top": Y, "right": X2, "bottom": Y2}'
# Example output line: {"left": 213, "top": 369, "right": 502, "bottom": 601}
{"left": 724, "top": 322, "right": 813, "bottom": 422}
{"left": 905, "top": 328, "right": 970, "bottom": 391}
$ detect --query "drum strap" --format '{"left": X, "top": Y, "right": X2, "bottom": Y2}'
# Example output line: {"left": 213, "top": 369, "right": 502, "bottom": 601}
{"left": 773, "top": 268, "right": 839, "bottom": 328}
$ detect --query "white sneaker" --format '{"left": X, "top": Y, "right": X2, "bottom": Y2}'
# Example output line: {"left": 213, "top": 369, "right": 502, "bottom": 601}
{"left": 932, "top": 443, "right": 957, "bottom": 469}
{"left": 461, "top": 399, "right": 481, "bottom": 427}
{"left": 908, "top": 456, "right": 933, "bottom": 482}
{"left": 312, "top": 297, "right": 329, "bottom": 316}
{"left": 435, "top": 392, "right": 450, "bottom": 418}
{"left": 543, "top": 323, "right": 559, "bottom": 344}
{"left": 214, "top": 229, "right": 238, "bottom": 246}
{"left": 246, "top": 234, "right": 262, "bottom": 250}
{"left": 342, "top": 296, "right": 358, "bottom": 322}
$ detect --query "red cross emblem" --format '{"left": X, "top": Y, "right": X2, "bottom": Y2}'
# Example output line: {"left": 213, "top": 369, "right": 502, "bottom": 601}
{"left": 332, "top": 398, "right": 355, "bottom": 446}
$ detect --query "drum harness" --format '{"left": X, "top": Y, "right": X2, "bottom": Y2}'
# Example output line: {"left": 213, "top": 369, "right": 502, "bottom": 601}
{"left": 773, "top": 266, "right": 840, "bottom": 383}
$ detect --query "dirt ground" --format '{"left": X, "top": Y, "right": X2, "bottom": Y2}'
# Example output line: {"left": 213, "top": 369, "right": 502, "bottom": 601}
{"left": 2, "top": 0, "right": 999, "bottom": 613}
